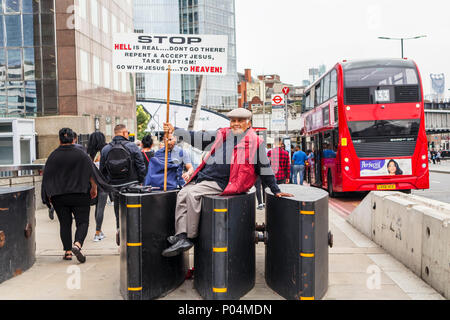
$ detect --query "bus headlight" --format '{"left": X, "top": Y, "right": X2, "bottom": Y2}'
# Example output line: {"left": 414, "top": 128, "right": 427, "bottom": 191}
{"left": 422, "top": 163, "right": 427, "bottom": 169}
{"left": 345, "top": 158, "right": 349, "bottom": 163}
{"left": 345, "top": 166, "right": 350, "bottom": 171}
{"left": 422, "top": 155, "right": 426, "bottom": 160}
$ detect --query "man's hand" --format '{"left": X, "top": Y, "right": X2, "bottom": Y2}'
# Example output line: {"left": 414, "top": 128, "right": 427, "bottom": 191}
{"left": 89, "top": 177, "right": 98, "bottom": 199}
{"left": 275, "top": 192, "right": 294, "bottom": 198}
{"left": 90, "top": 186, "right": 98, "bottom": 199}
{"left": 163, "top": 123, "right": 174, "bottom": 135}
{"left": 182, "top": 168, "right": 194, "bottom": 182}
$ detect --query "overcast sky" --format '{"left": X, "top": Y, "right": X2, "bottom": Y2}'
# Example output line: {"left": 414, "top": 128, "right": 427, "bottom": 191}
{"left": 235, "top": 0, "right": 450, "bottom": 97}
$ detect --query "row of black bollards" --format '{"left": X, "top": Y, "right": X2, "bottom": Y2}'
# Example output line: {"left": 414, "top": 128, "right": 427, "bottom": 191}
{"left": 119, "top": 184, "right": 330, "bottom": 300}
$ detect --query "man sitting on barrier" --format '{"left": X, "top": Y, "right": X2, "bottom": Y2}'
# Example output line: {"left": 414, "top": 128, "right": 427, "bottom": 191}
{"left": 161, "top": 108, "right": 293, "bottom": 257}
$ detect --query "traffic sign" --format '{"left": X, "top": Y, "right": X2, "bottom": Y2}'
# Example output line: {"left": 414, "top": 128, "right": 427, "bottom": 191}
{"left": 282, "top": 87, "right": 290, "bottom": 95}
{"left": 272, "top": 94, "right": 285, "bottom": 106}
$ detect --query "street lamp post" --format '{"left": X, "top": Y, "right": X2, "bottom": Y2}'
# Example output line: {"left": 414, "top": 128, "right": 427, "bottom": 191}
{"left": 378, "top": 35, "right": 427, "bottom": 58}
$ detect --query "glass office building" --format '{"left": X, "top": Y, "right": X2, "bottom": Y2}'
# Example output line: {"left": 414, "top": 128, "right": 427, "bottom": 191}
{"left": 134, "top": 0, "right": 182, "bottom": 102}
{"left": 134, "top": 0, "right": 238, "bottom": 111}
{"left": 0, "top": 0, "right": 57, "bottom": 118}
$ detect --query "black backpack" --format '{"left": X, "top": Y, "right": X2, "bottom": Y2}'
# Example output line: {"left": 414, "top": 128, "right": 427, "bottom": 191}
{"left": 105, "top": 140, "right": 133, "bottom": 182}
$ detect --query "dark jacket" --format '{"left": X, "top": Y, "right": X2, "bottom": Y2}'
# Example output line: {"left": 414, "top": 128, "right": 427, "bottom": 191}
{"left": 41, "top": 145, "right": 94, "bottom": 207}
{"left": 99, "top": 136, "right": 146, "bottom": 185}
{"left": 174, "top": 127, "right": 281, "bottom": 195}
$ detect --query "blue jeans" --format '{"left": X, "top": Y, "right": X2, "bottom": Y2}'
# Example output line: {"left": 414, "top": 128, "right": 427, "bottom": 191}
{"left": 292, "top": 165, "right": 305, "bottom": 185}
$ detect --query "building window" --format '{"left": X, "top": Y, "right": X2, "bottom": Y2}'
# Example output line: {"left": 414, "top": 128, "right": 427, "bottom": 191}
{"left": 103, "top": 61, "right": 110, "bottom": 89}
{"left": 102, "top": 7, "right": 109, "bottom": 33}
{"left": 91, "top": 0, "right": 98, "bottom": 28}
{"left": 80, "top": 49, "right": 89, "bottom": 82}
{"left": 93, "top": 55, "right": 100, "bottom": 86}
{"left": 78, "top": 0, "right": 87, "bottom": 20}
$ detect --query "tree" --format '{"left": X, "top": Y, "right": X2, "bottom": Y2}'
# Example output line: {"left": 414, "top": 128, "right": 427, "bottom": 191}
{"left": 136, "top": 104, "right": 150, "bottom": 140}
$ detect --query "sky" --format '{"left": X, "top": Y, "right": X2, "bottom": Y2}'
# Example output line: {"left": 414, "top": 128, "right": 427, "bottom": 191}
{"left": 235, "top": 0, "right": 450, "bottom": 97}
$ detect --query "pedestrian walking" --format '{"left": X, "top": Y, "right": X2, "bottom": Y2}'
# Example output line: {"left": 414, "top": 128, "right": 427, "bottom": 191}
{"left": 100, "top": 124, "right": 147, "bottom": 246}
{"left": 41, "top": 128, "right": 98, "bottom": 263}
{"left": 255, "top": 176, "right": 266, "bottom": 210}
{"left": 160, "top": 109, "right": 293, "bottom": 257}
{"left": 141, "top": 134, "right": 155, "bottom": 172}
{"left": 436, "top": 150, "right": 441, "bottom": 164}
{"left": 87, "top": 131, "right": 108, "bottom": 242}
{"left": 267, "top": 138, "right": 291, "bottom": 184}
{"left": 292, "top": 146, "right": 308, "bottom": 185}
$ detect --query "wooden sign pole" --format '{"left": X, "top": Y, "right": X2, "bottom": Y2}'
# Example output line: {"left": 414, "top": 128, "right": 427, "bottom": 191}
{"left": 164, "top": 66, "right": 171, "bottom": 192}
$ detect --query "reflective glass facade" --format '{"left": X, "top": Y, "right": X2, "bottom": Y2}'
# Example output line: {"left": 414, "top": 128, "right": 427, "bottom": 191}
{"left": 180, "top": 0, "right": 237, "bottom": 111}
{"left": 134, "top": 0, "right": 182, "bottom": 102}
{"left": 0, "top": 0, "right": 57, "bottom": 118}
{"left": 134, "top": 0, "right": 237, "bottom": 111}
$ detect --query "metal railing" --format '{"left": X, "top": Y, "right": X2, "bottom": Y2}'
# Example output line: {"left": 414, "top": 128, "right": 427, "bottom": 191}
{"left": 0, "top": 165, "right": 44, "bottom": 178}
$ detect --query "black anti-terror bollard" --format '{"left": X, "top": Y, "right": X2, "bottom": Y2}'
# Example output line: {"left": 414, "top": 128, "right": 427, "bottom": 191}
{"left": 119, "top": 190, "right": 187, "bottom": 300}
{"left": 194, "top": 192, "right": 256, "bottom": 300}
{"left": 0, "top": 186, "right": 35, "bottom": 284}
{"left": 265, "top": 185, "right": 330, "bottom": 300}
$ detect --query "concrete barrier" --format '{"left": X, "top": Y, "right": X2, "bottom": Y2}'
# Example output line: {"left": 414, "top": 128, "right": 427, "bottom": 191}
{"left": 348, "top": 191, "right": 450, "bottom": 299}
{"left": 421, "top": 210, "right": 450, "bottom": 299}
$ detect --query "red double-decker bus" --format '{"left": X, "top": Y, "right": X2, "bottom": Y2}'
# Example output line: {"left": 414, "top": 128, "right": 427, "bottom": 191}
{"left": 300, "top": 58, "right": 429, "bottom": 196}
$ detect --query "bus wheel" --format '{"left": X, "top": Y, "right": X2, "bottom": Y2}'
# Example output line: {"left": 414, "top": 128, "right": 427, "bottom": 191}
{"left": 327, "top": 171, "right": 336, "bottom": 198}
{"left": 401, "top": 189, "right": 412, "bottom": 194}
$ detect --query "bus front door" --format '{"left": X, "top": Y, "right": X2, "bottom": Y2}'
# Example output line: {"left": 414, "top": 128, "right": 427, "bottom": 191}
{"left": 312, "top": 134, "right": 323, "bottom": 187}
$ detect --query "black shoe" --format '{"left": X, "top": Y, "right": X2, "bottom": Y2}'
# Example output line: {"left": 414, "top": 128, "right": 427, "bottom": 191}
{"left": 116, "top": 229, "right": 120, "bottom": 246}
{"left": 71, "top": 245, "right": 86, "bottom": 263}
{"left": 162, "top": 239, "right": 194, "bottom": 257}
{"left": 49, "top": 207, "right": 54, "bottom": 220}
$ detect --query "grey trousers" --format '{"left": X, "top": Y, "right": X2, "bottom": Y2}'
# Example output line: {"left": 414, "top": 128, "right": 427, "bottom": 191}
{"left": 175, "top": 180, "right": 223, "bottom": 239}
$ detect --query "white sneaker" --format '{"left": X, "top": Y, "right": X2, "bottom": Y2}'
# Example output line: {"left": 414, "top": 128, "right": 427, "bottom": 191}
{"left": 93, "top": 234, "right": 102, "bottom": 242}
{"left": 99, "top": 232, "right": 105, "bottom": 240}
{"left": 257, "top": 204, "right": 264, "bottom": 210}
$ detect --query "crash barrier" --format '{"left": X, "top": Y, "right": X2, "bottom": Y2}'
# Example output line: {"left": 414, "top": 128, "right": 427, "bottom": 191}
{"left": 195, "top": 192, "right": 256, "bottom": 300}
{"left": 119, "top": 189, "right": 187, "bottom": 300}
{"left": 264, "top": 185, "right": 330, "bottom": 300}
{"left": 0, "top": 165, "right": 45, "bottom": 210}
{"left": 0, "top": 186, "right": 35, "bottom": 284}
{"left": 349, "top": 191, "right": 450, "bottom": 299}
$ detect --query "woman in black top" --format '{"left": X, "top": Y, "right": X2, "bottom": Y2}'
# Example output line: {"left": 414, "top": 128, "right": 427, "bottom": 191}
{"left": 141, "top": 134, "right": 155, "bottom": 171}
{"left": 42, "top": 128, "right": 97, "bottom": 263}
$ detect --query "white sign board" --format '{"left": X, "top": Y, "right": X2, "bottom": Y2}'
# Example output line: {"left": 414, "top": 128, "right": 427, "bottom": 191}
{"left": 272, "top": 106, "right": 285, "bottom": 131}
{"left": 271, "top": 94, "right": 285, "bottom": 106}
{"left": 360, "top": 159, "right": 412, "bottom": 177}
{"left": 112, "top": 34, "right": 228, "bottom": 75}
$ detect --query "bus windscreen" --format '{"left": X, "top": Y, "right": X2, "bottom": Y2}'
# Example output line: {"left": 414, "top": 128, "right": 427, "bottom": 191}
{"left": 344, "top": 67, "right": 421, "bottom": 104}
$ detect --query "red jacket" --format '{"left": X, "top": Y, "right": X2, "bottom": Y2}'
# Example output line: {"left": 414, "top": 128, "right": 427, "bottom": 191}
{"left": 186, "top": 127, "right": 263, "bottom": 196}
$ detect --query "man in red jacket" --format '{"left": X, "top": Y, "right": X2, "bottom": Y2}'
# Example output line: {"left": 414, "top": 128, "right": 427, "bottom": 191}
{"left": 161, "top": 108, "right": 293, "bottom": 257}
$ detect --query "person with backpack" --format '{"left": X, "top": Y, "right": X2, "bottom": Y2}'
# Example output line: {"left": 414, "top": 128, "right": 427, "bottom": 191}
{"left": 100, "top": 124, "right": 146, "bottom": 245}
{"left": 144, "top": 133, "right": 193, "bottom": 190}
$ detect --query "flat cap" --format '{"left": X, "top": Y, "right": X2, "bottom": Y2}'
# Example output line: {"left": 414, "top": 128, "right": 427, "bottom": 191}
{"left": 227, "top": 108, "right": 252, "bottom": 119}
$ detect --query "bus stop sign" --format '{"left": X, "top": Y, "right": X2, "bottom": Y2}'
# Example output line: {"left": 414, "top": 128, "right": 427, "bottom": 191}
{"left": 282, "top": 87, "right": 290, "bottom": 95}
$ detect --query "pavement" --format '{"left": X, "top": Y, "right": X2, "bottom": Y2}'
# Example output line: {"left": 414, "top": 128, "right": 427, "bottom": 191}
{"left": 428, "top": 159, "right": 450, "bottom": 174}
{"left": 0, "top": 196, "right": 445, "bottom": 301}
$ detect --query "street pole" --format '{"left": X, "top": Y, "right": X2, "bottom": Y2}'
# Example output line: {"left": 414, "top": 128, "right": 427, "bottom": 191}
{"left": 285, "top": 94, "right": 288, "bottom": 137}
{"left": 401, "top": 38, "right": 404, "bottom": 59}
{"left": 378, "top": 35, "right": 426, "bottom": 59}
